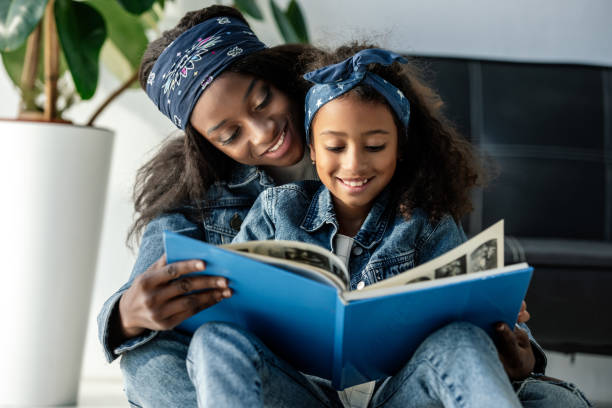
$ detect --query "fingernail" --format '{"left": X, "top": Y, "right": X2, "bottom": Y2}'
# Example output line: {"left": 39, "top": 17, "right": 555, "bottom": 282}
{"left": 223, "top": 289, "right": 231, "bottom": 297}
{"left": 217, "top": 278, "right": 227, "bottom": 288}
{"left": 195, "top": 261, "right": 204, "bottom": 270}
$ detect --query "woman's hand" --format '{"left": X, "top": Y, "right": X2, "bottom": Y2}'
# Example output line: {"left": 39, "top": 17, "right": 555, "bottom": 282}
{"left": 494, "top": 301, "right": 534, "bottom": 381}
{"left": 118, "top": 254, "right": 232, "bottom": 338}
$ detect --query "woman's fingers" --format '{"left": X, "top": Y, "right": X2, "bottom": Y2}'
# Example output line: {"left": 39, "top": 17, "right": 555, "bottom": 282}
{"left": 155, "top": 275, "right": 229, "bottom": 304}
{"left": 141, "top": 254, "right": 207, "bottom": 288}
{"left": 495, "top": 322, "right": 535, "bottom": 381}
{"left": 157, "top": 288, "right": 234, "bottom": 330}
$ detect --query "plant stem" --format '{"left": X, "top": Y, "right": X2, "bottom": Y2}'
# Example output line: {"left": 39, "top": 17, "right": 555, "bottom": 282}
{"left": 19, "top": 23, "right": 42, "bottom": 114}
{"left": 44, "top": 0, "right": 59, "bottom": 121}
{"left": 86, "top": 70, "right": 139, "bottom": 126}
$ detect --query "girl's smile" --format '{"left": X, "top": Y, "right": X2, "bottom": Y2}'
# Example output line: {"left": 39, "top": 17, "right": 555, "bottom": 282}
{"left": 310, "top": 92, "right": 398, "bottom": 229}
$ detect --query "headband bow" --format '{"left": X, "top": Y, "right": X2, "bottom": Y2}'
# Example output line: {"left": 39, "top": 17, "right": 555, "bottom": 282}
{"left": 146, "top": 17, "right": 266, "bottom": 129}
{"left": 304, "top": 48, "right": 410, "bottom": 142}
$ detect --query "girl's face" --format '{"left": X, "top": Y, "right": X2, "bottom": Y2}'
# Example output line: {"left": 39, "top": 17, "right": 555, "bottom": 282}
{"left": 310, "top": 93, "right": 398, "bottom": 219}
{"left": 190, "top": 72, "right": 304, "bottom": 167}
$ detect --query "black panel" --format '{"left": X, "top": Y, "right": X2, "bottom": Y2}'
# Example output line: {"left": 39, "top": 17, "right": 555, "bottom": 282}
{"left": 419, "top": 58, "right": 471, "bottom": 139}
{"left": 525, "top": 265, "right": 612, "bottom": 354}
{"left": 482, "top": 157, "right": 605, "bottom": 239}
{"left": 481, "top": 62, "right": 604, "bottom": 149}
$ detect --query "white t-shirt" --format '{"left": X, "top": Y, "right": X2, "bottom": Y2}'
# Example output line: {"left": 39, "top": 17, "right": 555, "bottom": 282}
{"left": 333, "top": 233, "right": 376, "bottom": 408}
{"left": 263, "top": 149, "right": 317, "bottom": 185}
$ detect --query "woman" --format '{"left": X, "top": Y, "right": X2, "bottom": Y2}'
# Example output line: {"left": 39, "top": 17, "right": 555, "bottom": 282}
{"left": 97, "top": 6, "right": 319, "bottom": 406}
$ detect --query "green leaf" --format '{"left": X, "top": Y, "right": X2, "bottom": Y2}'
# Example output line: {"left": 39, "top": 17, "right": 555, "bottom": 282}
{"left": 269, "top": 0, "right": 299, "bottom": 43}
{"left": 86, "top": 0, "right": 148, "bottom": 71}
{"left": 234, "top": 0, "right": 263, "bottom": 21}
{"left": 0, "top": 0, "right": 47, "bottom": 51}
{"left": 286, "top": 0, "right": 308, "bottom": 43}
{"left": 55, "top": 0, "right": 106, "bottom": 100}
{"left": 0, "top": 42, "right": 28, "bottom": 87}
{"left": 116, "top": 0, "right": 155, "bottom": 15}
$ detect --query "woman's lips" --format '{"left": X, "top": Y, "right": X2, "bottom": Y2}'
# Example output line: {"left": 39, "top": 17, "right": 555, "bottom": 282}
{"left": 262, "top": 121, "right": 292, "bottom": 159}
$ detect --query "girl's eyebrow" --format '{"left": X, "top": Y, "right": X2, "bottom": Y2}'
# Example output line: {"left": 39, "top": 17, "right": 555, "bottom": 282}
{"left": 207, "top": 79, "right": 260, "bottom": 135}
{"left": 318, "top": 129, "right": 391, "bottom": 136}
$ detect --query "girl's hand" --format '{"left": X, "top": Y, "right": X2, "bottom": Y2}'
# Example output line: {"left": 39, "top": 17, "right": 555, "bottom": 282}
{"left": 494, "top": 323, "right": 535, "bottom": 381}
{"left": 517, "top": 300, "right": 530, "bottom": 323}
{"left": 118, "top": 254, "right": 232, "bottom": 338}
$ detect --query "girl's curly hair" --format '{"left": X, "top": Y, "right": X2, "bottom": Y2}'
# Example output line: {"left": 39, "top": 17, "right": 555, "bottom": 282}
{"left": 303, "top": 43, "right": 491, "bottom": 223}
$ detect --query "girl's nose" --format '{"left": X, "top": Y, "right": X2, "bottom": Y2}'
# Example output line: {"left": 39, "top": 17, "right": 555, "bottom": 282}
{"left": 342, "top": 147, "right": 366, "bottom": 172}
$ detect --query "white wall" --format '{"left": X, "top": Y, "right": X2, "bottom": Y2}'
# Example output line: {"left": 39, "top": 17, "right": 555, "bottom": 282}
{"left": 1, "top": 0, "right": 610, "bottom": 400}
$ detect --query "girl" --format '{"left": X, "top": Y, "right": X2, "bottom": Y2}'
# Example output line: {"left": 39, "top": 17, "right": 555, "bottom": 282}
{"left": 188, "top": 46, "right": 591, "bottom": 407}
{"left": 97, "top": 6, "right": 322, "bottom": 406}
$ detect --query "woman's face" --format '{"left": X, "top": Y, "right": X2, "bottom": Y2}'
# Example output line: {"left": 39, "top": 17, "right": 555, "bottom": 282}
{"left": 190, "top": 72, "right": 304, "bottom": 167}
{"left": 310, "top": 93, "right": 398, "bottom": 219}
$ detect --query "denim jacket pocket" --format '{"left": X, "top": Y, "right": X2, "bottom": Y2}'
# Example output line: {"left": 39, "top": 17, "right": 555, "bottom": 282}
{"left": 364, "top": 250, "right": 416, "bottom": 283}
{"left": 203, "top": 198, "right": 254, "bottom": 245}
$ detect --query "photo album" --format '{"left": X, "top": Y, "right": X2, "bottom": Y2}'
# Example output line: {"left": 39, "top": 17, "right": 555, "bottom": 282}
{"left": 165, "top": 220, "right": 533, "bottom": 389}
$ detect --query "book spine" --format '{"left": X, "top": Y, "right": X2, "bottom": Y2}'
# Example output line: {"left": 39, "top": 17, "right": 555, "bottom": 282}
{"left": 331, "top": 295, "right": 345, "bottom": 389}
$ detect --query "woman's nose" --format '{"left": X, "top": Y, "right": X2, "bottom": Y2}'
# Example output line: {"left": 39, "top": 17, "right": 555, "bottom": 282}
{"left": 247, "top": 117, "right": 275, "bottom": 146}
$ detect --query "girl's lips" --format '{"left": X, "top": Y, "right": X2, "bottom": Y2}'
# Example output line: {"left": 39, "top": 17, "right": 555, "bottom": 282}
{"left": 336, "top": 177, "right": 373, "bottom": 193}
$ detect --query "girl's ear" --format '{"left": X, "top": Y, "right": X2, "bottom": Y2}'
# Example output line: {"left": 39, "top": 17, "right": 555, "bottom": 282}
{"left": 309, "top": 144, "right": 316, "bottom": 163}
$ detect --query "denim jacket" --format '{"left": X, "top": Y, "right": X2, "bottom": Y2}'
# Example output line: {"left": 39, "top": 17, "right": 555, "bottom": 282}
{"left": 234, "top": 181, "right": 467, "bottom": 289}
{"left": 234, "top": 180, "right": 548, "bottom": 372}
{"left": 97, "top": 163, "right": 274, "bottom": 362}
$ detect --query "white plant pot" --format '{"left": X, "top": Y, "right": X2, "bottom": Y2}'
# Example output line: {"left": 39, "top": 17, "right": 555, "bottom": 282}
{"left": 0, "top": 121, "right": 114, "bottom": 406}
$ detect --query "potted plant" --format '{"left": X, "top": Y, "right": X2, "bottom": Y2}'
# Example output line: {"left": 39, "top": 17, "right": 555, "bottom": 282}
{"left": 0, "top": 0, "right": 164, "bottom": 405}
{"left": 0, "top": 1, "right": 308, "bottom": 405}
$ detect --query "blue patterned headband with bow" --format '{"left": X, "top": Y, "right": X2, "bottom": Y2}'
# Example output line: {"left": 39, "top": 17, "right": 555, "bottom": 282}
{"left": 145, "top": 16, "right": 266, "bottom": 129}
{"left": 303, "top": 48, "right": 411, "bottom": 142}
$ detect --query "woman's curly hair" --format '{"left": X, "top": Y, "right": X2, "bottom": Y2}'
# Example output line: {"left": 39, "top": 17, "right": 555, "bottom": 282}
{"left": 303, "top": 43, "right": 490, "bottom": 223}
{"left": 128, "top": 5, "right": 318, "bottom": 246}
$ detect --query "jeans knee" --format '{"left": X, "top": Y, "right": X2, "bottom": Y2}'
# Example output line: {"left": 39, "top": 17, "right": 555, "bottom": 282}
{"left": 189, "top": 322, "right": 258, "bottom": 363}
{"left": 419, "top": 321, "right": 497, "bottom": 359}
{"left": 119, "top": 333, "right": 195, "bottom": 406}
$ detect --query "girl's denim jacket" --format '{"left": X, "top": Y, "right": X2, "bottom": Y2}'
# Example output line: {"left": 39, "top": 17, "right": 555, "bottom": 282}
{"left": 97, "top": 163, "right": 274, "bottom": 362}
{"left": 233, "top": 181, "right": 467, "bottom": 289}
{"left": 233, "top": 180, "right": 547, "bottom": 372}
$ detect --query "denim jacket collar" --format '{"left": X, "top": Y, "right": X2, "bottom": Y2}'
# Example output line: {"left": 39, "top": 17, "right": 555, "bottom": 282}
{"left": 226, "top": 162, "right": 275, "bottom": 189}
{"left": 300, "top": 184, "right": 394, "bottom": 249}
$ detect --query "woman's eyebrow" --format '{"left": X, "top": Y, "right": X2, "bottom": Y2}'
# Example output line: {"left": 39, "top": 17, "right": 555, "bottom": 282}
{"left": 207, "top": 119, "right": 227, "bottom": 135}
{"left": 206, "top": 79, "right": 259, "bottom": 135}
{"left": 243, "top": 79, "right": 259, "bottom": 101}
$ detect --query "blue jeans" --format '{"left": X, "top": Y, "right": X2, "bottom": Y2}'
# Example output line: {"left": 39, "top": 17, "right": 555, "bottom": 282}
{"left": 120, "top": 322, "right": 591, "bottom": 407}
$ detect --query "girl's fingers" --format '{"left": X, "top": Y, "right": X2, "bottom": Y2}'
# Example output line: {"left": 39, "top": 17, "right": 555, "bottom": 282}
{"left": 517, "top": 300, "right": 530, "bottom": 323}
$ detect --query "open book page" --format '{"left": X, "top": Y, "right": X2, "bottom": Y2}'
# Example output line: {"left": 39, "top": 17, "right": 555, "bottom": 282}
{"left": 346, "top": 220, "right": 505, "bottom": 296}
{"left": 222, "top": 240, "right": 350, "bottom": 289}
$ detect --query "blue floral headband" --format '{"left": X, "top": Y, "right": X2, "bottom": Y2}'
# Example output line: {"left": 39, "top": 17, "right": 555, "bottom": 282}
{"left": 145, "top": 17, "right": 266, "bottom": 129}
{"left": 303, "top": 48, "right": 411, "bottom": 142}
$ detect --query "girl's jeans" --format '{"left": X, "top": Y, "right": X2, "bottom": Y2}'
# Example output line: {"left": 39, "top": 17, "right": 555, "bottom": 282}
{"left": 120, "top": 322, "right": 591, "bottom": 407}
